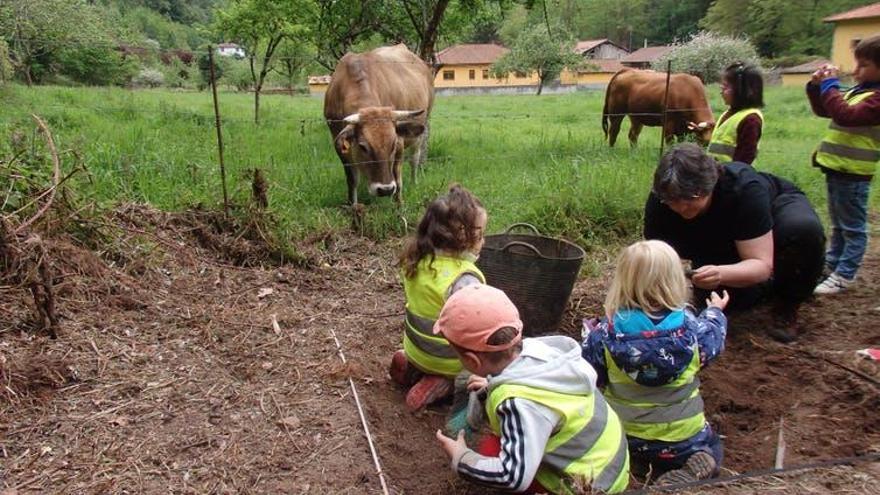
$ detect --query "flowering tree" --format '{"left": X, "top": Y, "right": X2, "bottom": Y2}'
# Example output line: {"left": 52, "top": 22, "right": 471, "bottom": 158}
{"left": 653, "top": 31, "right": 760, "bottom": 83}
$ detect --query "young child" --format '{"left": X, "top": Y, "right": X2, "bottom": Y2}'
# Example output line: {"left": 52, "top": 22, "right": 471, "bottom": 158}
{"left": 809, "top": 35, "right": 880, "bottom": 295}
{"left": 581, "top": 240, "right": 728, "bottom": 486}
{"left": 435, "top": 284, "right": 630, "bottom": 494}
{"left": 707, "top": 62, "right": 764, "bottom": 165}
{"left": 390, "top": 184, "right": 488, "bottom": 412}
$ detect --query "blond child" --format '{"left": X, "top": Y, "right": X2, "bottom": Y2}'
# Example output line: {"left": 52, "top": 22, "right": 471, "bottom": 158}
{"left": 390, "top": 184, "right": 488, "bottom": 411}
{"left": 435, "top": 285, "right": 630, "bottom": 494}
{"left": 581, "top": 240, "right": 729, "bottom": 485}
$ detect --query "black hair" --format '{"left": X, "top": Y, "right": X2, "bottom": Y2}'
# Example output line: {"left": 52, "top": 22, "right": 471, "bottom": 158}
{"left": 723, "top": 62, "right": 764, "bottom": 111}
{"left": 855, "top": 35, "right": 880, "bottom": 67}
{"left": 652, "top": 143, "right": 721, "bottom": 202}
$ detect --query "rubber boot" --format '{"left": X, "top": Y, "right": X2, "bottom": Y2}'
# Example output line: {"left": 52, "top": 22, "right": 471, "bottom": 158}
{"left": 406, "top": 374, "right": 453, "bottom": 412}
{"left": 389, "top": 350, "right": 422, "bottom": 388}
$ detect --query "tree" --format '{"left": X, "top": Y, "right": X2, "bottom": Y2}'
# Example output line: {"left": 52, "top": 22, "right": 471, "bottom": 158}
{"left": 215, "top": 0, "right": 314, "bottom": 123}
{"left": 491, "top": 22, "right": 582, "bottom": 95}
{"left": 653, "top": 31, "right": 760, "bottom": 83}
{"left": 0, "top": 39, "right": 11, "bottom": 84}
{"left": 273, "top": 39, "right": 313, "bottom": 94}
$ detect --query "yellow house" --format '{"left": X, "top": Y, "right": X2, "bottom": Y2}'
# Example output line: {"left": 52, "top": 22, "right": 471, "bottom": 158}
{"left": 308, "top": 75, "right": 331, "bottom": 95}
{"left": 824, "top": 2, "right": 880, "bottom": 73}
{"left": 559, "top": 59, "right": 625, "bottom": 86}
{"left": 780, "top": 58, "right": 830, "bottom": 86}
{"left": 434, "top": 44, "right": 539, "bottom": 88}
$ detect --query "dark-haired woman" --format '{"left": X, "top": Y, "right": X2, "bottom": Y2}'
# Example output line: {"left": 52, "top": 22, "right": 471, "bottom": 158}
{"left": 708, "top": 62, "right": 764, "bottom": 165}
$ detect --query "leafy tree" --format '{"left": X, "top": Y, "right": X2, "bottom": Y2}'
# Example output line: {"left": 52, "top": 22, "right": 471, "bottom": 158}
{"left": 653, "top": 31, "right": 760, "bottom": 83}
{"left": 491, "top": 22, "right": 582, "bottom": 95}
{"left": 0, "top": 39, "right": 11, "bottom": 83}
{"left": 215, "top": 0, "right": 314, "bottom": 123}
{"left": 273, "top": 39, "right": 313, "bottom": 94}
{"left": 56, "top": 45, "right": 136, "bottom": 85}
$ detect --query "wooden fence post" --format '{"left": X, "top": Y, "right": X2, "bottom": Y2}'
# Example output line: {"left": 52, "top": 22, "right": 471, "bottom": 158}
{"left": 208, "top": 46, "right": 230, "bottom": 220}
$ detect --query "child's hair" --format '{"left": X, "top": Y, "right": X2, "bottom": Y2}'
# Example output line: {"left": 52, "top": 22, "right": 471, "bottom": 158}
{"left": 723, "top": 62, "right": 763, "bottom": 111}
{"left": 855, "top": 35, "right": 880, "bottom": 67}
{"left": 450, "top": 326, "right": 522, "bottom": 364}
{"left": 604, "top": 240, "right": 689, "bottom": 318}
{"left": 399, "top": 184, "right": 485, "bottom": 278}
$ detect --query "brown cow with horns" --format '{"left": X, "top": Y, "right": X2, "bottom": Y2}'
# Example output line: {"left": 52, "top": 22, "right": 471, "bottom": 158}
{"left": 602, "top": 68, "right": 715, "bottom": 147}
{"left": 324, "top": 44, "right": 434, "bottom": 205}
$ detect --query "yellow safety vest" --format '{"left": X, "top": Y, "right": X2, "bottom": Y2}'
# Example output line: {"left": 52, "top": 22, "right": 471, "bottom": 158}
{"left": 603, "top": 346, "right": 705, "bottom": 443}
{"left": 401, "top": 255, "right": 484, "bottom": 377}
{"left": 707, "top": 108, "right": 763, "bottom": 163}
{"left": 486, "top": 384, "right": 630, "bottom": 494}
{"left": 815, "top": 89, "right": 880, "bottom": 176}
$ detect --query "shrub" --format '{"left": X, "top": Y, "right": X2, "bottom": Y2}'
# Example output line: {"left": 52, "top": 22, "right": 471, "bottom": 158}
{"left": 653, "top": 31, "right": 761, "bottom": 83}
{"left": 0, "top": 40, "right": 12, "bottom": 84}
{"left": 56, "top": 46, "right": 135, "bottom": 86}
{"left": 132, "top": 68, "right": 165, "bottom": 88}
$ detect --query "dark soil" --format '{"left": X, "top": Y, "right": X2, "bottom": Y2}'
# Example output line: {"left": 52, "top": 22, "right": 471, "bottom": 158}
{"left": 1, "top": 205, "right": 879, "bottom": 494}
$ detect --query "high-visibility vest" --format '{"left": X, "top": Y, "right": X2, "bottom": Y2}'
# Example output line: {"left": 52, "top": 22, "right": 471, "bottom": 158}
{"left": 815, "top": 89, "right": 880, "bottom": 176}
{"left": 707, "top": 108, "right": 763, "bottom": 163}
{"left": 401, "top": 255, "right": 484, "bottom": 377}
{"left": 603, "top": 345, "right": 706, "bottom": 443}
{"left": 486, "top": 384, "right": 630, "bottom": 494}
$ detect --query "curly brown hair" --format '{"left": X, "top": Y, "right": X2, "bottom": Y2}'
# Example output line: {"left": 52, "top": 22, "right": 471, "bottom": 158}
{"left": 399, "top": 184, "right": 485, "bottom": 278}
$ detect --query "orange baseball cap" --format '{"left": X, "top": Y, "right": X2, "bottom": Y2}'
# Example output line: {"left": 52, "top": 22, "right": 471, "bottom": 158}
{"left": 433, "top": 285, "right": 523, "bottom": 352}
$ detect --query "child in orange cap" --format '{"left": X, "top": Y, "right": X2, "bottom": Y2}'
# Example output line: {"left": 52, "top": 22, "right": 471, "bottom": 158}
{"left": 434, "top": 284, "right": 630, "bottom": 494}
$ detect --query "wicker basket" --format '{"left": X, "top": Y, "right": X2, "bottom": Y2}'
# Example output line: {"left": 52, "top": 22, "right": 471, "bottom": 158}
{"left": 476, "top": 224, "right": 585, "bottom": 336}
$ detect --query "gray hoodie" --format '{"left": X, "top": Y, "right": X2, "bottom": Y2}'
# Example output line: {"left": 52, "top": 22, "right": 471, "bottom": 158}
{"left": 453, "top": 336, "right": 600, "bottom": 492}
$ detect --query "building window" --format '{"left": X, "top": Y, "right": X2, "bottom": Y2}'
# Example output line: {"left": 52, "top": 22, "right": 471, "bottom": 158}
{"left": 514, "top": 71, "right": 527, "bottom": 78}
{"left": 469, "top": 69, "right": 476, "bottom": 80}
{"left": 482, "top": 69, "right": 489, "bottom": 79}
{"left": 443, "top": 70, "right": 455, "bottom": 80}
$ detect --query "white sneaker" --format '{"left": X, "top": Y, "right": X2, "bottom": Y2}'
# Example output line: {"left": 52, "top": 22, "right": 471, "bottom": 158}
{"left": 814, "top": 273, "right": 852, "bottom": 295}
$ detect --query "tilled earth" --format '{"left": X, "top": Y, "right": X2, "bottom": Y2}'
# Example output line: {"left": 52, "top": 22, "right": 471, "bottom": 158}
{"left": 1, "top": 205, "right": 879, "bottom": 494}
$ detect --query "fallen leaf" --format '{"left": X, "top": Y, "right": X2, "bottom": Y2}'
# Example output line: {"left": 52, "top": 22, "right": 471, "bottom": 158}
{"left": 277, "top": 415, "right": 301, "bottom": 429}
{"left": 257, "top": 287, "right": 274, "bottom": 299}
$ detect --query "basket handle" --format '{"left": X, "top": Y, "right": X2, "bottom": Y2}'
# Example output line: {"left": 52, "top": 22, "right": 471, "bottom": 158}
{"left": 500, "top": 241, "right": 544, "bottom": 257}
{"left": 503, "top": 223, "right": 540, "bottom": 235}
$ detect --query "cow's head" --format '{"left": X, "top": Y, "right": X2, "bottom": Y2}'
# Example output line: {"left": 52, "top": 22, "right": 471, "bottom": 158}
{"left": 334, "top": 106, "right": 426, "bottom": 197}
{"left": 687, "top": 120, "right": 715, "bottom": 145}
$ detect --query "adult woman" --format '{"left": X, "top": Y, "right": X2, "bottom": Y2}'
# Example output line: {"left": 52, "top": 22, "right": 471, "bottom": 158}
{"left": 643, "top": 144, "right": 825, "bottom": 342}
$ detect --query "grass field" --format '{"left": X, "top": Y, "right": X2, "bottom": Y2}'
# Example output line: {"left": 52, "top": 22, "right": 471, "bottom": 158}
{"left": 1, "top": 83, "right": 876, "bottom": 256}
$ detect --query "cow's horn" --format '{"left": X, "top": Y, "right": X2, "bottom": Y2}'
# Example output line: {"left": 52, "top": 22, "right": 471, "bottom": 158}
{"left": 343, "top": 113, "right": 360, "bottom": 124}
{"left": 393, "top": 110, "right": 424, "bottom": 120}
{"left": 697, "top": 122, "right": 709, "bottom": 129}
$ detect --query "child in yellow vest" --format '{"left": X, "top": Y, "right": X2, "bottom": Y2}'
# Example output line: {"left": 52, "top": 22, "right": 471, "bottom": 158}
{"left": 390, "top": 184, "right": 488, "bottom": 412}
{"left": 708, "top": 62, "right": 764, "bottom": 165}
{"left": 808, "top": 35, "right": 880, "bottom": 295}
{"left": 581, "top": 240, "right": 729, "bottom": 486}
{"left": 434, "top": 285, "right": 629, "bottom": 494}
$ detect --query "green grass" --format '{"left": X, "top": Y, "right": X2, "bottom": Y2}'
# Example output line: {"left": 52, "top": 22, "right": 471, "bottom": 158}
{"left": 1, "top": 83, "right": 876, "bottom": 254}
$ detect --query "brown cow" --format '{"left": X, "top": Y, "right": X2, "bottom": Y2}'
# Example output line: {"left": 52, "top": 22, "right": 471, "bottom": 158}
{"left": 324, "top": 44, "right": 434, "bottom": 205}
{"left": 602, "top": 69, "right": 715, "bottom": 147}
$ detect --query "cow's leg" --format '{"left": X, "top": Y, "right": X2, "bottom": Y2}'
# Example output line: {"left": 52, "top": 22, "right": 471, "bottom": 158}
{"left": 394, "top": 152, "right": 404, "bottom": 205}
{"left": 411, "top": 123, "right": 429, "bottom": 183}
{"left": 628, "top": 119, "right": 643, "bottom": 147}
{"left": 607, "top": 116, "right": 623, "bottom": 147}
{"left": 344, "top": 164, "right": 358, "bottom": 205}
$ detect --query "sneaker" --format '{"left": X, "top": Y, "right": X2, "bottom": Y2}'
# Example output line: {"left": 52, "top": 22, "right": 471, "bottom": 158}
{"left": 406, "top": 374, "right": 453, "bottom": 412}
{"left": 653, "top": 451, "right": 717, "bottom": 486}
{"left": 389, "top": 350, "right": 422, "bottom": 388}
{"left": 814, "top": 273, "right": 851, "bottom": 295}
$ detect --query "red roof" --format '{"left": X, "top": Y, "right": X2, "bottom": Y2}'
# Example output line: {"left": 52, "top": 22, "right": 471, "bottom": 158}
{"left": 621, "top": 45, "right": 674, "bottom": 63}
{"left": 824, "top": 2, "right": 880, "bottom": 22}
{"left": 578, "top": 59, "right": 625, "bottom": 73}
{"left": 780, "top": 59, "right": 831, "bottom": 74}
{"left": 436, "top": 44, "right": 508, "bottom": 65}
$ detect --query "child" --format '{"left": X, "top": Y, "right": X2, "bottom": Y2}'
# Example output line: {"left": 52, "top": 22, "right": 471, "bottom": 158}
{"left": 808, "top": 35, "right": 880, "bottom": 295}
{"left": 581, "top": 240, "right": 728, "bottom": 486}
{"left": 707, "top": 62, "right": 764, "bottom": 165}
{"left": 434, "top": 284, "right": 630, "bottom": 494}
{"left": 390, "top": 184, "right": 488, "bottom": 412}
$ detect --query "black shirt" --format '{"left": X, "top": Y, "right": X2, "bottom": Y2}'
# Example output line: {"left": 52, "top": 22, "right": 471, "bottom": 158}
{"left": 644, "top": 162, "right": 799, "bottom": 268}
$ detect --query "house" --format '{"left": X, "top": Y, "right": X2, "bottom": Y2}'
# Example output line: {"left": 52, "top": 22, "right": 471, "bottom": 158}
{"left": 434, "top": 43, "right": 539, "bottom": 88}
{"left": 308, "top": 75, "right": 332, "bottom": 95}
{"left": 620, "top": 45, "right": 674, "bottom": 69}
{"left": 217, "top": 43, "right": 245, "bottom": 58}
{"left": 824, "top": 2, "right": 880, "bottom": 73}
{"left": 779, "top": 59, "right": 830, "bottom": 86}
{"left": 560, "top": 59, "right": 626, "bottom": 86}
{"left": 573, "top": 39, "right": 629, "bottom": 60}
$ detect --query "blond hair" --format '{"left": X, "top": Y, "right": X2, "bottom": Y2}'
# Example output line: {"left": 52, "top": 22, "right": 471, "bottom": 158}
{"left": 604, "top": 240, "right": 689, "bottom": 318}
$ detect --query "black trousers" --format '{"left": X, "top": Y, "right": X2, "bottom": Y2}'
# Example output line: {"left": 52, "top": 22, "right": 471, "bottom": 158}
{"left": 695, "top": 192, "right": 825, "bottom": 311}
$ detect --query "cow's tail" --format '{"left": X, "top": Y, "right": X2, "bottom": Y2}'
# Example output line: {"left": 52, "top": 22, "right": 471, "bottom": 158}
{"left": 602, "top": 70, "right": 625, "bottom": 141}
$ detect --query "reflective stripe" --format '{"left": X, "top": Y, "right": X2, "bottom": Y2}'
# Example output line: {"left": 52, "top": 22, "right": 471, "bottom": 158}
{"left": 818, "top": 141, "right": 880, "bottom": 162}
{"left": 707, "top": 142, "right": 736, "bottom": 157}
{"left": 594, "top": 430, "right": 629, "bottom": 492}
{"left": 405, "top": 308, "right": 434, "bottom": 333}
{"left": 606, "top": 394, "right": 704, "bottom": 423}
{"left": 405, "top": 309, "right": 458, "bottom": 358}
{"left": 608, "top": 377, "right": 700, "bottom": 404}
{"left": 544, "top": 394, "right": 608, "bottom": 471}
{"left": 829, "top": 121, "right": 880, "bottom": 141}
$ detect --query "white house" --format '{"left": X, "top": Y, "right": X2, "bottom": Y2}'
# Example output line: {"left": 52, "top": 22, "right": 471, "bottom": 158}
{"left": 217, "top": 43, "right": 245, "bottom": 58}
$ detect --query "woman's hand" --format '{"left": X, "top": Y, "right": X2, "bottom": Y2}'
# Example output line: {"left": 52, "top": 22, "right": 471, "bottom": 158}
{"left": 692, "top": 265, "right": 722, "bottom": 289}
{"left": 467, "top": 374, "right": 488, "bottom": 392}
{"left": 706, "top": 290, "right": 730, "bottom": 311}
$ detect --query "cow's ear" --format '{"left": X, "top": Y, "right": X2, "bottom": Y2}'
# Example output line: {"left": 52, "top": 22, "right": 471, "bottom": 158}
{"left": 335, "top": 125, "right": 355, "bottom": 154}
{"left": 396, "top": 121, "right": 426, "bottom": 139}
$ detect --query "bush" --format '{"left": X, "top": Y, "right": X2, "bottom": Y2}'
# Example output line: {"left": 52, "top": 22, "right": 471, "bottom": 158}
{"left": 653, "top": 31, "right": 761, "bottom": 83}
{"left": 132, "top": 68, "right": 165, "bottom": 88}
{"left": 225, "top": 58, "right": 254, "bottom": 91}
{"left": 56, "top": 46, "right": 136, "bottom": 86}
{"left": 159, "top": 58, "right": 193, "bottom": 88}
{"left": 0, "top": 40, "right": 12, "bottom": 84}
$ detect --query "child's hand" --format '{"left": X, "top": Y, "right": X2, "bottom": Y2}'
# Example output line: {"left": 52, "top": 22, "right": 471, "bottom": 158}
{"left": 706, "top": 290, "right": 730, "bottom": 311}
{"left": 467, "top": 374, "right": 488, "bottom": 392}
{"left": 436, "top": 429, "right": 468, "bottom": 462}
{"left": 692, "top": 265, "right": 722, "bottom": 289}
